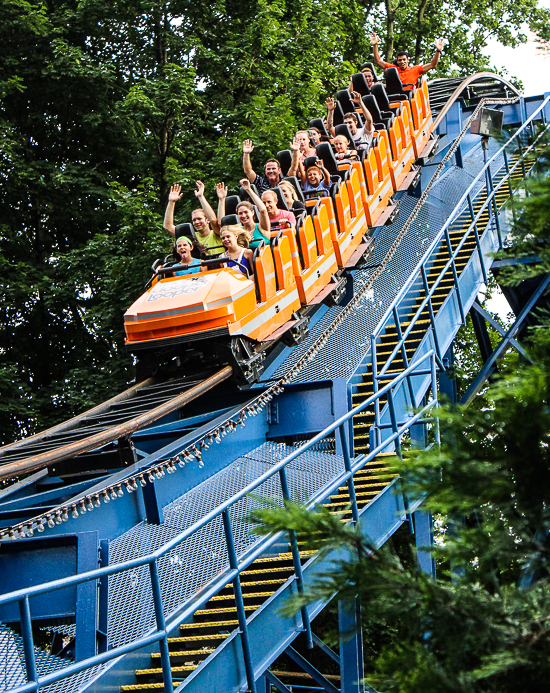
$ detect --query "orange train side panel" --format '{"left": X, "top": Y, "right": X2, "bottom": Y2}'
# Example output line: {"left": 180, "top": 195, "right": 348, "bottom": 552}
{"left": 124, "top": 269, "right": 257, "bottom": 345}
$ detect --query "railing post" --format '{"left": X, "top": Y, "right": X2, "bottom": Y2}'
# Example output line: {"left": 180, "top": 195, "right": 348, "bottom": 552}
{"left": 371, "top": 335, "right": 381, "bottom": 448}
{"left": 278, "top": 468, "right": 313, "bottom": 649}
{"left": 386, "top": 389, "right": 402, "bottom": 460}
{"left": 502, "top": 148, "right": 513, "bottom": 196}
{"left": 431, "top": 353, "right": 441, "bottom": 446}
{"left": 466, "top": 194, "right": 488, "bottom": 284}
{"left": 444, "top": 229, "right": 466, "bottom": 325}
{"left": 392, "top": 306, "right": 415, "bottom": 407}
{"left": 19, "top": 596, "right": 38, "bottom": 693}
{"left": 222, "top": 509, "right": 258, "bottom": 693}
{"left": 148, "top": 560, "right": 173, "bottom": 693}
{"left": 337, "top": 425, "right": 359, "bottom": 525}
{"left": 420, "top": 265, "right": 445, "bottom": 370}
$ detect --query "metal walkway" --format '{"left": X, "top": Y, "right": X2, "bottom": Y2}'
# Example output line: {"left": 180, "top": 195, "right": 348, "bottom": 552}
{"left": 1, "top": 82, "right": 549, "bottom": 693}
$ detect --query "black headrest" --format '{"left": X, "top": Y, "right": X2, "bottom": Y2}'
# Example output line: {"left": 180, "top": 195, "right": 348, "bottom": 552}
{"left": 384, "top": 66, "right": 415, "bottom": 94}
{"left": 283, "top": 176, "right": 305, "bottom": 202}
{"left": 304, "top": 155, "right": 318, "bottom": 170}
{"left": 360, "top": 62, "right": 379, "bottom": 82}
{"left": 220, "top": 214, "right": 240, "bottom": 227}
{"left": 334, "top": 124, "right": 357, "bottom": 149}
{"left": 362, "top": 94, "right": 383, "bottom": 122}
{"left": 174, "top": 223, "right": 196, "bottom": 241}
{"left": 276, "top": 149, "right": 293, "bottom": 177}
{"left": 292, "top": 200, "right": 307, "bottom": 213}
{"left": 332, "top": 100, "right": 345, "bottom": 127}
{"left": 351, "top": 73, "right": 371, "bottom": 97}
{"left": 315, "top": 142, "right": 341, "bottom": 176}
{"left": 308, "top": 118, "right": 330, "bottom": 138}
{"left": 225, "top": 195, "right": 241, "bottom": 215}
{"left": 239, "top": 183, "right": 260, "bottom": 202}
{"left": 272, "top": 187, "right": 290, "bottom": 211}
{"left": 371, "top": 84, "right": 392, "bottom": 113}
{"left": 336, "top": 89, "right": 356, "bottom": 115}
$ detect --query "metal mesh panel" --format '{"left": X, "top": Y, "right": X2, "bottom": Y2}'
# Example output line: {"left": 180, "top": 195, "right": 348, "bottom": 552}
{"left": 106, "top": 442, "right": 344, "bottom": 648}
{"left": 0, "top": 623, "right": 92, "bottom": 693}
{"left": 271, "top": 143, "right": 506, "bottom": 384}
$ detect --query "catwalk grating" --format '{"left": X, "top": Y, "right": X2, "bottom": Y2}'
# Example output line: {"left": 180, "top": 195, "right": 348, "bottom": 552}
{"left": 271, "top": 142, "right": 504, "bottom": 384}
{"left": 106, "top": 442, "right": 344, "bottom": 649}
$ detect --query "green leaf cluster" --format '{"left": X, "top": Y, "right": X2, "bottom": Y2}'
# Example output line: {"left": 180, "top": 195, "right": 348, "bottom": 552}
{"left": 1, "top": 0, "right": 549, "bottom": 444}
{"left": 250, "top": 326, "right": 550, "bottom": 691}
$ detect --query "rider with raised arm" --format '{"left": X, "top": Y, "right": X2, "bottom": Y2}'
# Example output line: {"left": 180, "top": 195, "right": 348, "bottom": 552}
{"left": 163, "top": 181, "right": 222, "bottom": 255}
{"left": 370, "top": 32, "right": 444, "bottom": 90}
{"left": 242, "top": 138, "right": 300, "bottom": 194}
{"left": 343, "top": 91, "right": 374, "bottom": 146}
{"left": 216, "top": 180, "right": 271, "bottom": 246}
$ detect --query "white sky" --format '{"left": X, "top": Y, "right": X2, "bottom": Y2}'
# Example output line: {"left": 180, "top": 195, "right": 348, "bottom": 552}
{"left": 479, "top": 4, "right": 549, "bottom": 318}
{"left": 486, "top": 0, "right": 550, "bottom": 96}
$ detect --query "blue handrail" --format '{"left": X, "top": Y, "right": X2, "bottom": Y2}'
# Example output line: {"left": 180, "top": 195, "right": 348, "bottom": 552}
{"left": 1, "top": 350, "right": 437, "bottom": 693}
{"left": 372, "top": 95, "right": 550, "bottom": 341}
{"left": 371, "top": 97, "right": 550, "bottom": 383}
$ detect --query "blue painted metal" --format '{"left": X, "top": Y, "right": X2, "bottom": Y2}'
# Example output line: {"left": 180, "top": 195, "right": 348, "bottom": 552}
{"left": 460, "top": 273, "right": 550, "bottom": 405}
{"left": 338, "top": 425, "right": 359, "bottom": 525}
{"left": 265, "top": 670, "right": 293, "bottom": 693}
{"left": 149, "top": 559, "right": 173, "bottom": 693}
{"left": 0, "top": 352, "right": 438, "bottom": 693}
{"left": 338, "top": 599, "right": 365, "bottom": 693}
{"left": 470, "top": 302, "right": 529, "bottom": 358}
{"left": 279, "top": 467, "right": 313, "bottom": 649}
{"left": 19, "top": 596, "right": 38, "bottom": 693}
{"left": 311, "top": 634, "right": 340, "bottom": 665}
{"left": 414, "top": 511, "right": 436, "bottom": 579}
{"left": 222, "top": 508, "right": 258, "bottom": 693}
{"left": 285, "top": 646, "right": 339, "bottom": 693}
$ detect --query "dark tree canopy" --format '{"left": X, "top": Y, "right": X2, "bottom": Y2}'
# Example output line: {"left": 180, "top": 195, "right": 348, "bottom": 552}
{"left": 1, "top": 0, "right": 549, "bottom": 443}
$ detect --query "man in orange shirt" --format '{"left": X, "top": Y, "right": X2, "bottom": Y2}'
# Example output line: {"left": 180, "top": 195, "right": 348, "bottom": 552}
{"left": 370, "top": 32, "right": 445, "bottom": 90}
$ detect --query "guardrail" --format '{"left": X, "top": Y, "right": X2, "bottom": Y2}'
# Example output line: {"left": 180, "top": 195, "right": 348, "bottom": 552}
{"left": 0, "top": 350, "right": 438, "bottom": 693}
{"left": 369, "top": 96, "right": 550, "bottom": 447}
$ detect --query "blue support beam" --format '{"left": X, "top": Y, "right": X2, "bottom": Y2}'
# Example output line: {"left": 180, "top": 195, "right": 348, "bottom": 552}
{"left": 338, "top": 599, "right": 365, "bottom": 693}
{"left": 414, "top": 511, "right": 436, "bottom": 579}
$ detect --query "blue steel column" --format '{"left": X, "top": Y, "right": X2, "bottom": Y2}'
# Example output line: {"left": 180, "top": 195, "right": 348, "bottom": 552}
{"left": 338, "top": 599, "right": 365, "bottom": 693}
{"left": 19, "top": 596, "right": 38, "bottom": 693}
{"left": 222, "top": 509, "right": 258, "bottom": 693}
{"left": 148, "top": 560, "right": 174, "bottom": 693}
{"left": 414, "top": 511, "right": 436, "bottom": 578}
{"left": 338, "top": 425, "right": 359, "bottom": 525}
{"left": 279, "top": 467, "right": 313, "bottom": 648}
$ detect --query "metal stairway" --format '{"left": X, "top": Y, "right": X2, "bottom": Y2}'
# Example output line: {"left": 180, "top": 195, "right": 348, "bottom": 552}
{"left": 352, "top": 150, "right": 535, "bottom": 454}
{"left": 0, "top": 87, "right": 549, "bottom": 693}
{"left": 119, "top": 453, "right": 398, "bottom": 691}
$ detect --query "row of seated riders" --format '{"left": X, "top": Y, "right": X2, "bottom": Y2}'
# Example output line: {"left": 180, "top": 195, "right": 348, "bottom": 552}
{"left": 163, "top": 65, "right": 429, "bottom": 282}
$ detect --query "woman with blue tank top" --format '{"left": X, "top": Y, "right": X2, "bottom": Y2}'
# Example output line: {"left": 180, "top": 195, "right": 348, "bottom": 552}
{"left": 174, "top": 236, "right": 203, "bottom": 275}
{"left": 220, "top": 225, "right": 254, "bottom": 278}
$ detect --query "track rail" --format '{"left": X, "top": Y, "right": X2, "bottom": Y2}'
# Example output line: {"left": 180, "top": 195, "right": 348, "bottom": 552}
{"left": 0, "top": 367, "right": 232, "bottom": 482}
{"left": 0, "top": 377, "right": 156, "bottom": 458}
{"left": 429, "top": 71, "right": 520, "bottom": 126}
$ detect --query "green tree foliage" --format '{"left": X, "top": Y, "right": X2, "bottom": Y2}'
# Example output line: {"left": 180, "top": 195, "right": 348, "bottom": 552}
{"left": 250, "top": 326, "right": 550, "bottom": 692}
{"left": 1, "top": 0, "right": 549, "bottom": 443}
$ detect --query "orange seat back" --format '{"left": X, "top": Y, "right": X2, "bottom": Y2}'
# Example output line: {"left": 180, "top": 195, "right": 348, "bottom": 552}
{"left": 297, "top": 214, "right": 318, "bottom": 269}
{"left": 345, "top": 166, "right": 361, "bottom": 218}
{"left": 272, "top": 233, "right": 295, "bottom": 290}
{"left": 313, "top": 204, "right": 332, "bottom": 256}
{"left": 375, "top": 132, "right": 392, "bottom": 182}
{"left": 254, "top": 245, "right": 277, "bottom": 302}
{"left": 389, "top": 119, "right": 403, "bottom": 161}
{"left": 363, "top": 147, "right": 380, "bottom": 196}
{"left": 282, "top": 226, "right": 301, "bottom": 277}
{"left": 318, "top": 197, "right": 339, "bottom": 245}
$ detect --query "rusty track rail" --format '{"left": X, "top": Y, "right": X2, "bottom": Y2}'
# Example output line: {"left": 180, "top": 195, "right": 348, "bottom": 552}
{"left": 431, "top": 71, "right": 520, "bottom": 130}
{"left": 0, "top": 366, "right": 233, "bottom": 482}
